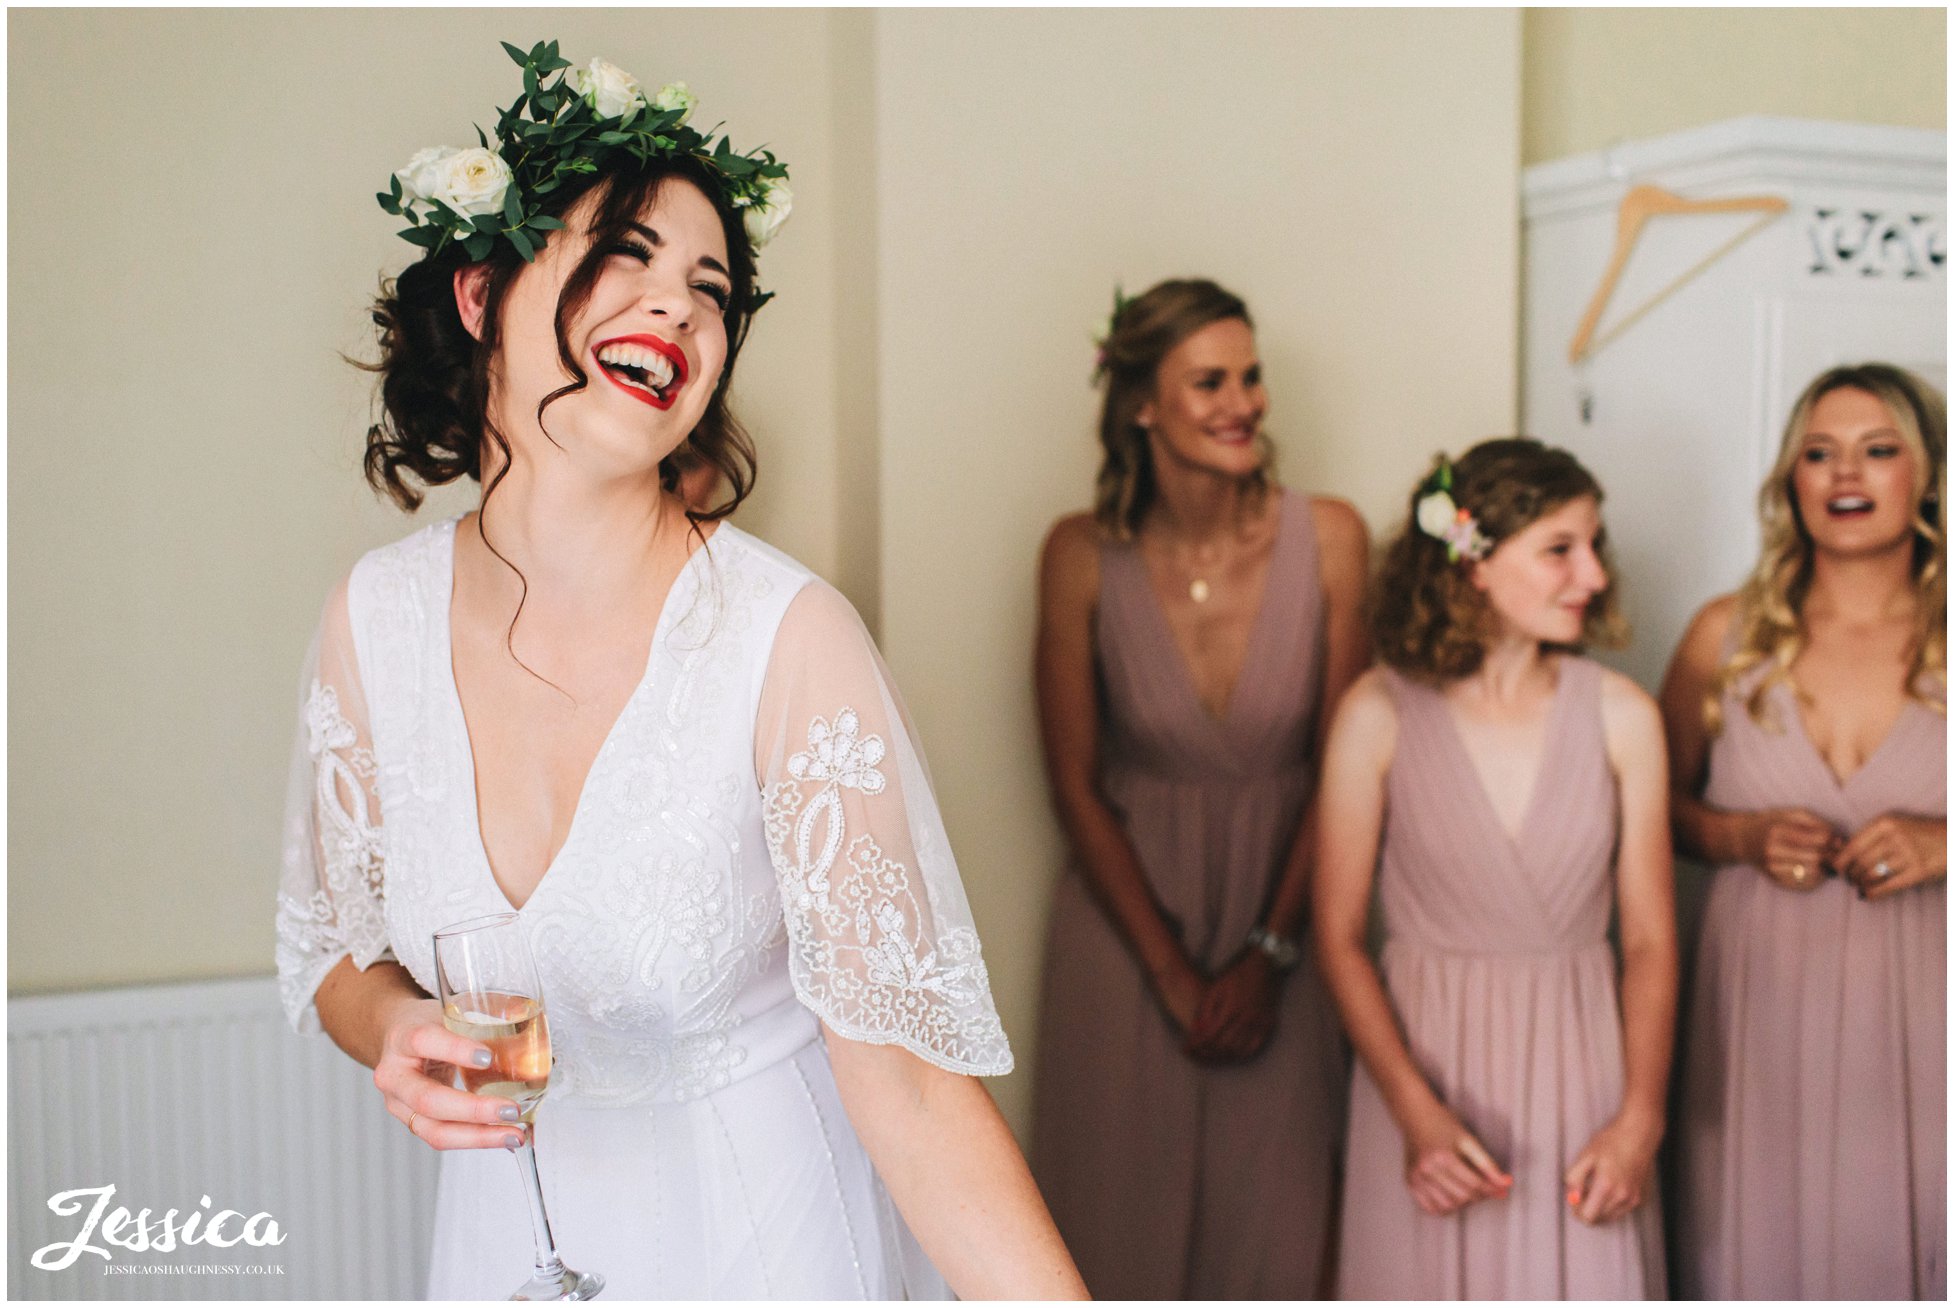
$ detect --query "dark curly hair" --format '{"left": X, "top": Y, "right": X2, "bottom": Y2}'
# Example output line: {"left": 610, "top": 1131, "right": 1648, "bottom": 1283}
{"left": 359, "top": 152, "right": 760, "bottom": 524}
{"left": 1091, "top": 278, "right": 1273, "bottom": 540}
{"left": 1374, "top": 437, "right": 1625, "bottom": 681}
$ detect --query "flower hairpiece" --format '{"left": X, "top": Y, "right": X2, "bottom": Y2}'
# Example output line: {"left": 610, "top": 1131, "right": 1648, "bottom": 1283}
{"left": 1090, "top": 285, "right": 1134, "bottom": 384}
{"left": 377, "top": 40, "right": 791, "bottom": 305}
{"left": 1415, "top": 457, "right": 1493, "bottom": 563}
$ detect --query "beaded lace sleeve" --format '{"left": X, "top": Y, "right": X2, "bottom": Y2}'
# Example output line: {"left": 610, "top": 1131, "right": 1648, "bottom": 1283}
{"left": 274, "top": 579, "right": 394, "bottom": 1033}
{"left": 755, "top": 581, "right": 1013, "bottom": 1076}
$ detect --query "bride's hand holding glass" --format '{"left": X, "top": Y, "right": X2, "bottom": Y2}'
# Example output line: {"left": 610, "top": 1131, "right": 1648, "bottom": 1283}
{"left": 372, "top": 994, "right": 528, "bottom": 1149}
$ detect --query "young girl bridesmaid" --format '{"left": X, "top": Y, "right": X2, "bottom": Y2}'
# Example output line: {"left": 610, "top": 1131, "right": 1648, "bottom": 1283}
{"left": 1314, "top": 438, "right": 1674, "bottom": 1298}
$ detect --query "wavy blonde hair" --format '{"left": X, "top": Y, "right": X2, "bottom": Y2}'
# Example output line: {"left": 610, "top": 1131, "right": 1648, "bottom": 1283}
{"left": 1707, "top": 363, "right": 1947, "bottom": 732}
{"left": 1091, "top": 279, "right": 1273, "bottom": 540}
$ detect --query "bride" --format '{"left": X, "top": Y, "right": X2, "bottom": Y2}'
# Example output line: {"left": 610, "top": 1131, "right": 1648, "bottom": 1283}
{"left": 275, "top": 41, "right": 1085, "bottom": 1299}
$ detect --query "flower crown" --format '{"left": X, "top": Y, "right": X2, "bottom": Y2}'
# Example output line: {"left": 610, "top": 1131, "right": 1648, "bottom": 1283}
{"left": 377, "top": 40, "right": 791, "bottom": 305}
{"left": 1415, "top": 456, "right": 1493, "bottom": 562}
{"left": 1090, "top": 285, "right": 1134, "bottom": 384}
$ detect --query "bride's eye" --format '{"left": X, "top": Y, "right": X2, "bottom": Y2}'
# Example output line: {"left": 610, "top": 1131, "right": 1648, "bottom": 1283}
{"left": 604, "top": 238, "right": 654, "bottom": 263}
{"left": 693, "top": 281, "right": 731, "bottom": 311}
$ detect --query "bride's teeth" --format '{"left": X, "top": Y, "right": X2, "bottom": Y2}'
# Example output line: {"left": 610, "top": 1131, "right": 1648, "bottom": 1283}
{"left": 599, "top": 343, "right": 676, "bottom": 391}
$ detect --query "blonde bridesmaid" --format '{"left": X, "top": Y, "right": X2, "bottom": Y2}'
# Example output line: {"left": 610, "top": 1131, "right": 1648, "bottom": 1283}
{"left": 1664, "top": 363, "right": 1946, "bottom": 1299}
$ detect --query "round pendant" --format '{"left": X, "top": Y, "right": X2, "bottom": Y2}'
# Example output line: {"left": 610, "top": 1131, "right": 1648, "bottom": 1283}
{"left": 1189, "top": 578, "right": 1211, "bottom": 604}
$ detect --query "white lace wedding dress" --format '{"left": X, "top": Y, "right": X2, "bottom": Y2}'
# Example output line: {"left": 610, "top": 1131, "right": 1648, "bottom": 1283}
{"left": 275, "top": 517, "right": 1012, "bottom": 1299}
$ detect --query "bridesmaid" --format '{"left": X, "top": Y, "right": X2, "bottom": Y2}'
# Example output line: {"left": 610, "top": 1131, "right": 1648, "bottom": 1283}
{"left": 1031, "top": 279, "right": 1369, "bottom": 1298}
{"left": 1664, "top": 363, "right": 1946, "bottom": 1299}
{"left": 1315, "top": 438, "right": 1674, "bottom": 1298}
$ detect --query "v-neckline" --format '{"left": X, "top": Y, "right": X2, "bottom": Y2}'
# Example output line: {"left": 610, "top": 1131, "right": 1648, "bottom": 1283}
{"left": 1780, "top": 681, "right": 1917, "bottom": 794}
{"left": 1431, "top": 658, "right": 1575, "bottom": 852}
{"left": 438, "top": 516, "right": 717, "bottom": 913}
{"left": 1131, "top": 490, "right": 1288, "bottom": 730}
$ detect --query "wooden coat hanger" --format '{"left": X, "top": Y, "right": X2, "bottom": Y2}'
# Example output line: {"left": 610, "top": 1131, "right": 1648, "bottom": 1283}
{"left": 1568, "top": 183, "right": 1789, "bottom": 364}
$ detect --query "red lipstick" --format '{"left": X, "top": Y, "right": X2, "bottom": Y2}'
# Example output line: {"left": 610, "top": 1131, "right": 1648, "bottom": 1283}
{"left": 593, "top": 334, "right": 689, "bottom": 411}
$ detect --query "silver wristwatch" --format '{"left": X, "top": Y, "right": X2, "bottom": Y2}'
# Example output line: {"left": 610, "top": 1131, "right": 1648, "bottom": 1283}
{"left": 1246, "top": 926, "right": 1302, "bottom": 972}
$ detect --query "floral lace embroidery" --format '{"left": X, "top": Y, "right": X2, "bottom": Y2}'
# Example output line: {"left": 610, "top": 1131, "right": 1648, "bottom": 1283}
{"left": 764, "top": 708, "right": 1011, "bottom": 1075}
{"left": 275, "top": 680, "right": 392, "bottom": 1028}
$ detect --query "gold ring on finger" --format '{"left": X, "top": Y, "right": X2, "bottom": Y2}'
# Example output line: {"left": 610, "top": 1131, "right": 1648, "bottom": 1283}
{"left": 1791, "top": 863, "right": 1807, "bottom": 884}
{"left": 407, "top": 1109, "right": 420, "bottom": 1136}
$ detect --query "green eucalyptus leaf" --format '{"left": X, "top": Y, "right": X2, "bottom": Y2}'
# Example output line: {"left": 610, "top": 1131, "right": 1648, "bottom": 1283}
{"left": 596, "top": 131, "right": 630, "bottom": 145}
{"left": 463, "top": 232, "right": 494, "bottom": 261}
{"left": 502, "top": 40, "right": 529, "bottom": 67}
{"left": 399, "top": 225, "right": 439, "bottom": 248}
{"left": 502, "top": 183, "right": 523, "bottom": 226}
{"left": 527, "top": 214, "right": 566, "bottom": 230}
{"left": 506, "top": 226, "right": 535, "bottom": 260}
{"left": 376, "top": 191, "right": 399, "bottom": 213}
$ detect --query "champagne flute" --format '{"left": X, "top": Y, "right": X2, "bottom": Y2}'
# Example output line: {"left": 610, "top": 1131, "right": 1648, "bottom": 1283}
{"left": 434, "top": 912, "right": 603, "bottom": 1301}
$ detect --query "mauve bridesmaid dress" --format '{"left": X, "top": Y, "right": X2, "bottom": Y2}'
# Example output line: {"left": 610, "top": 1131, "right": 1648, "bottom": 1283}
{"left": 1032, "top": 490, "right": 1348, "bottom": 1299}
{"left": 1676, "top": 670, "right": 1946, "bottom": 1299}
{"left": 1336, "top": 657, "right": 1666, "bottom": 1299}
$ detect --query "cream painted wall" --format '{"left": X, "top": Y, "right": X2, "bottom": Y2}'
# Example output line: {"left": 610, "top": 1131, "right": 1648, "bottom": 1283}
{"left": 871, "top": 9, "right": 1520, "bottom": 1128}
{"left": 8, "top": 8, "right": 846, "bottom": 992}
{"left": 1524, "top": 7, "right": 1947, "bottom": 164}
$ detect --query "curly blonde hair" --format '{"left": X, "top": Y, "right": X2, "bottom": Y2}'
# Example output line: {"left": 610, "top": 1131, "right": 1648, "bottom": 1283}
{"left": 1091, "top": 279, "right": 1274, "bottom": 540}
{"left": 1374, "top": 437, "right": 1626, "bottom": 682}
{"left": 1707, "top": 363, "right": 1947, "bottom": 733}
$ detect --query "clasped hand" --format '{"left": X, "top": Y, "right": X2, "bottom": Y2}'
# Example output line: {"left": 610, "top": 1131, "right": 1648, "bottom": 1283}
{"left": 1749, "top": 807, "right": 1944, "bottom": 899}
{"left": 1562, "top": 1112, "right": 1660, "bottom": 1226}
{"left": 1156, "top": 952, "right": 1281, "bottom": 1064}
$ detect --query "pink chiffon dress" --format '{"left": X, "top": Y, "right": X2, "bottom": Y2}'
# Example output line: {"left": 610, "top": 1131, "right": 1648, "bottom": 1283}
{"left": 1032, "top": 489, "right": 1348, "bottom": 1299}
{"left": 1336, "top": 657, "right": 1666, "bottom": 1299}
{"left": 1675, "top": 670, "right": 1946, "bottom": 1299}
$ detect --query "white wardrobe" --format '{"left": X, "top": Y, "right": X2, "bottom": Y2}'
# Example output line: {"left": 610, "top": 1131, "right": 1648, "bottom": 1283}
{"left": 1521, "top": 116, "right": 1946, "bottom": 691}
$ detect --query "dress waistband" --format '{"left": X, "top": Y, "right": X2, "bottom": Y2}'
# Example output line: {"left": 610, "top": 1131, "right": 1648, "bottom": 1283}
{"left": 1381, "top": 937, "right": 1613, "bottom": 965}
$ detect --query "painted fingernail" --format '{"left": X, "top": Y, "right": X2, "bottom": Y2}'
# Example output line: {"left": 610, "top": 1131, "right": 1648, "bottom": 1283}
{"left": 503, "top": 1134, "right": 523, "bottom": 1150}
{"left": 498, "top": 1105, "right": 521, "bottom": 1122}
{"left": 472, "top": 1050, "right": 493, "bottom": 1068}
{"left": 1567, "top": 1188, "right": 1580, "bottom": 1206}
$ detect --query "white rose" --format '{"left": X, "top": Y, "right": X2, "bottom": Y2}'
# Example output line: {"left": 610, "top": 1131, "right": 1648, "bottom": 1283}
{"left": 394, "top": 146, "right": 458, "bottom": 204}
{"left": 1416, "top": 490, "right": 1458, "bottom": 539}
{"left": 575, "top": 56, "right": 647, "bottom": 120}
{"left": 742, "top": 180, "right": 793, "bottom": 250}
{"left": 650, "top": 81, "right": 697, "bottom": 126}
{"left": 428, "top": 147, "right": 514, "bottom": 220}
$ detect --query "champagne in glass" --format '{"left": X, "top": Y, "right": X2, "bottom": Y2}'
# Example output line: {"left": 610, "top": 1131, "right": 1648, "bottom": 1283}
{"left": 434, "top": 912, "right": 602, "bottom": 1301}
{"left": 444, "top": 990, "right": 551, "bottom": 1123}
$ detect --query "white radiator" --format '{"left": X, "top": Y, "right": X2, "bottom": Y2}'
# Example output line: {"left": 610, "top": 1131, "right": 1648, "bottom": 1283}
{"left": 8, "top": 975, "right": 436, "bottom": 1300}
